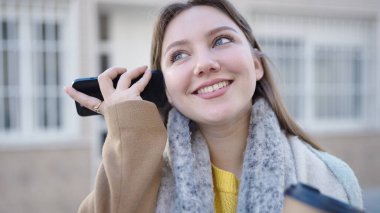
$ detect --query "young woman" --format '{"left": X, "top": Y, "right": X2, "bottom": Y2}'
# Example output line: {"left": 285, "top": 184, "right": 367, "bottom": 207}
{"left": 65, "top": 0, "right": 363, "bottom": 212}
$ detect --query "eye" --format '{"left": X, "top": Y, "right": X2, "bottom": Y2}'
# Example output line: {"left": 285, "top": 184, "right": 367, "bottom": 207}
{"left": 170, "top": 51, "right": 189, "bottom": 63}
{"left": 213, "top": 35, "right": 233, "bottom": 47}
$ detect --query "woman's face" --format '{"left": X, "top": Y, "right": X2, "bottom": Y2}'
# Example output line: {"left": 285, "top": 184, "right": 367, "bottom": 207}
{"left": 160, "top": 6, "right": 263, "bottom": 126}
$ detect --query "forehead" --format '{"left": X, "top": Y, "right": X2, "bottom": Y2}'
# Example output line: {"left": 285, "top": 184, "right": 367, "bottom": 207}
{"left": 162, "top": 5, "right": 241, "bottom": 46}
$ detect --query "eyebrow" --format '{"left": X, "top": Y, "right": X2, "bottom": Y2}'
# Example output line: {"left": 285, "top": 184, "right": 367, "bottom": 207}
{"left": 163, "top": 26, "right": 238, "bottom": 56}
{"left": 208, "top": 26, "right": 238, "bottom": 36}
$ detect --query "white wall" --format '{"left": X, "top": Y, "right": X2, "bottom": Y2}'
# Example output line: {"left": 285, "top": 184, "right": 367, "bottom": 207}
{"left": 108, "top": 6, "right": 157, "bottom": 69}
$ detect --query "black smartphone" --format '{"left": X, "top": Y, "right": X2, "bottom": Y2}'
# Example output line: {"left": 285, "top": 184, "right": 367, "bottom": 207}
{"left": 72, "top": 70, "right": 167, "bottom": 116}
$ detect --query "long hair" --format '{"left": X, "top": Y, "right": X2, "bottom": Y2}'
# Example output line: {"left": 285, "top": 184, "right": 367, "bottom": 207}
{"left": 150, "top": 0, "right": 321, "bottom": 150}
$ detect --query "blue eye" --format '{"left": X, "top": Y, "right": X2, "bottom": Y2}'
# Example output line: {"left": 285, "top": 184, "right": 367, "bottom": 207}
{"left": 170, "top": 52, "right": 188, "bottom": 63}
{"left": 214, "top": 36, "right": 233, "bottom": 47}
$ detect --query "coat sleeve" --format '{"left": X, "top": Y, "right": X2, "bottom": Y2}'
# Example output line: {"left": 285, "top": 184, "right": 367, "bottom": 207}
{"left": 289, "top": 136, "right": 363, "bottom": 209}
{"left": 78, "top": 100, "right": 167, "bottom": 213}
{"left": 310, "top": 148, "right": 363, "bottom": 209}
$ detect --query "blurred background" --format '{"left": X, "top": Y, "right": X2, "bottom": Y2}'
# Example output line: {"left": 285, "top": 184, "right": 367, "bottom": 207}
{"left": 0, "top": 0, "right": 379, "bottom": 212}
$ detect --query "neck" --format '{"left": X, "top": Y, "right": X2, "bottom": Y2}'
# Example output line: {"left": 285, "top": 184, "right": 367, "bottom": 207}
{"left": 198, "top": 108, "right": 251, "bottom": 178}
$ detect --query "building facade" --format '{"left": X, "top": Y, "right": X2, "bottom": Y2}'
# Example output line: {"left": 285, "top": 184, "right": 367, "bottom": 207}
{"left": 0, "top": 0, "right": 379, "bottom": 212}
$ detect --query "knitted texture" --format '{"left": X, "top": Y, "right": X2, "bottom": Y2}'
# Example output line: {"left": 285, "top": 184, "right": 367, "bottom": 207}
{"left": 155, "top": 98, "right": 362, "bottom": 212}
{"left": 212, "top": 164, "right": 239, "bottom": 213}
{"left": 156, "top": 98, "right": 297, "bottom": 212}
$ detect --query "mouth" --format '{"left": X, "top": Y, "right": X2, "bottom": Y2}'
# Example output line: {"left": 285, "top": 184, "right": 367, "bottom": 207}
{"left": 195, "top": 80, "right": 231, "bottom": 94}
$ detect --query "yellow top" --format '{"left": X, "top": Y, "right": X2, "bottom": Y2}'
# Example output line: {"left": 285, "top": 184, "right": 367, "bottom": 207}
{"left": 212, "top": 164, "right": 240, "bottom": 213}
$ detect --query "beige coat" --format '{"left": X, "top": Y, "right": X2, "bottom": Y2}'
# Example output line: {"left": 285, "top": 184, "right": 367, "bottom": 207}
{"left": 79, "top": 101, "right": 166, "bottom": 213}
{"left": 78, "top": 100, "right": 362, "bottom": 213}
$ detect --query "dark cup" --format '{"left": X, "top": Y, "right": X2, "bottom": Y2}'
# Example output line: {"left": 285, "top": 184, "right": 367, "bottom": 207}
{"left": 283, "top": 183, "right": 364, "bottom": 213}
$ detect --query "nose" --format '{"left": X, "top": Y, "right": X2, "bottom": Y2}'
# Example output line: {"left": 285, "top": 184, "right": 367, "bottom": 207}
{"left": 193, "top": 51, "right": 221, "bottom": 76}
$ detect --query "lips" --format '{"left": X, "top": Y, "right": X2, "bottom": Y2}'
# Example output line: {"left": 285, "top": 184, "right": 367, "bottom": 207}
{"left": 195, "top": 80, "right": 231, "bottom": 94}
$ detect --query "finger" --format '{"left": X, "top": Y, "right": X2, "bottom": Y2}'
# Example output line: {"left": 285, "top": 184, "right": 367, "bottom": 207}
{"left": 98, "top": 67, "right": 127, "bottom": 99}
{"left": 64, "top": 86, "right": 103, "bottom": 114}
{"left": 129, "top": 69, "right": 152, "bottom": 94}
{"left": 116, "top": 65, "right": 148, "bottom": 91}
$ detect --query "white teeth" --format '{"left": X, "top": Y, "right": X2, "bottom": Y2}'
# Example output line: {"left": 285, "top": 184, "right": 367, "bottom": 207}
{"left": 197, "top": 81, "right": 229, "bottom": 94}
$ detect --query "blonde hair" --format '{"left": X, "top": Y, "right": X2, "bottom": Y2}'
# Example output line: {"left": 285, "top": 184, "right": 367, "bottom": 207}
{"left": 150, "top": 0, "right": 321, "bottom": 150}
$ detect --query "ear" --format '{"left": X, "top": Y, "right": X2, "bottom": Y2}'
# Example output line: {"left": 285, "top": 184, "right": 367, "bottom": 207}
{"left": 253, "top": 56, "right": 264, "bottom": 81}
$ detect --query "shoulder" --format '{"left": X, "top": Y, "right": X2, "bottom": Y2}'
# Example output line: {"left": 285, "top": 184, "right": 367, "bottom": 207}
{"left": 288, "top": 136, "right": 363, "bottom": 209}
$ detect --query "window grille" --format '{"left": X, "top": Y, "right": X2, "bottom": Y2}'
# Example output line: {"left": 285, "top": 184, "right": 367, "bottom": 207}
{"left": 253, "top": 14, "right": 374, "bottom": 130}
{"left": 314, "top": 45, "right": 363, "bottom": 120}
{"left": 258, "top": 38, "right": 306, "bottom": 119}
{"left": 0, "top": 0, "right": 71, "bottom": 139}
{"left": 34, "top": 21, "right": 62, "bottom": 129}
{"left": 1, "top": 18, "right": 20, "bottom": 130}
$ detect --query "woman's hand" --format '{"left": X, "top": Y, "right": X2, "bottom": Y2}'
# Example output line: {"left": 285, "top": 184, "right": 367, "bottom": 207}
{"left": 64, "top": 66, "right": 152, "bottom": 115}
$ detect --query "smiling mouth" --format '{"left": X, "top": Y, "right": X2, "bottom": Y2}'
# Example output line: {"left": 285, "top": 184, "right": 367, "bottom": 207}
{"left": 196, "top": 80, "right": 231, "bottom": 94}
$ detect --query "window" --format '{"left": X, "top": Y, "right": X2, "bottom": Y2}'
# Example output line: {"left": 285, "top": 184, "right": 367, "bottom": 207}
{"left": 314, "top": 46, "right": 363, "bottom": 120}
{"left": 98, "top": 13, "right": 110, "bottom": 74}
{"left": 253, "top": 14, "right": 375, "bottom": 130}
{"left": 0, "top": 20, "right": 20, "bottom": 130}
{"left": 32, "top": 21, "right": 62, "bottom": 129}
{"left": 258, "top": 38, "right": 306, "bottom": 119}
{"left": 0, "top": 0, "right": 74, "bottom": 141}
{"left": 34, "top": 22, "right": 62, "bottom": 129}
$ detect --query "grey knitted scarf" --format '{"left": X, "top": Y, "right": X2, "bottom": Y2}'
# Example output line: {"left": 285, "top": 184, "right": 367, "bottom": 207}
{"left": 156, "top": 98, "right": 297, "bottom": 213}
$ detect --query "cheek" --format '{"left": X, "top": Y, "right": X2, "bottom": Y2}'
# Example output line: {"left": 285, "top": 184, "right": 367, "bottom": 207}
{"left": 164, "top": 82, "right": 176, "bottom": 104}
{"left": 220, "top": 48, "right": 254, "bottom": 72}
{"left": 163, "top": 71, "right": 187, "bottom": 104}
{"left": 223, "top": 48, "right": 258, "bottom": 91}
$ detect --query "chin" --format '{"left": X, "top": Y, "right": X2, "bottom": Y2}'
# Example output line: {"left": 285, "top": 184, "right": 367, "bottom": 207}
{"left": 197, "top": 111, "right": 235, "bottom": 125}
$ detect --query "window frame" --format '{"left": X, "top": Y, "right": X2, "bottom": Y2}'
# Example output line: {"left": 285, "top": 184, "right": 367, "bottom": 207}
{"left": 0, "top": 0, "right": 81, "bottom": 144}
{"left": 251, "top": 13, "right": 375, "bottom": 132}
